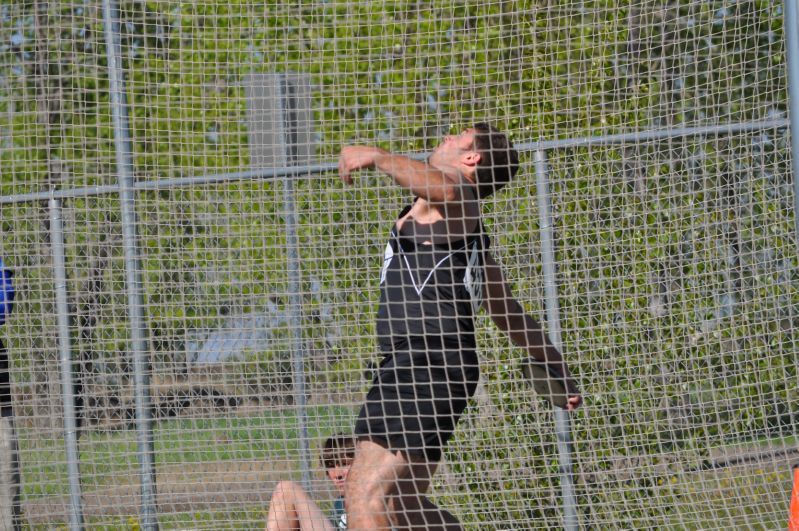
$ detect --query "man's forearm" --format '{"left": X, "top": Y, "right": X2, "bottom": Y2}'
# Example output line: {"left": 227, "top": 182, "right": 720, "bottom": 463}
{"left": 509, "top": 313, "right": 574, "bottom": 380}
{"left": 374, "top": 153, "right": 457, "bottom": 201}
{"left": 485, "top": 272, "right": 580, "bottom": 396}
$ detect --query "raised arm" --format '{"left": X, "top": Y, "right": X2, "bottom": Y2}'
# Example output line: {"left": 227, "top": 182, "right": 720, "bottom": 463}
{"left": 338, "top": 146, "right": 462, "bottom": 202}
{"left": 482, "top": 252, "right": 582, "bottom": 410}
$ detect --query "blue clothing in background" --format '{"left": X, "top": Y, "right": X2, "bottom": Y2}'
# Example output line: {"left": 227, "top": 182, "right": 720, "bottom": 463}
{"left": 0, "top": 258, "right": 14, "bottom": 326}
{"left": 332, "top": 497, "right": 347, "bottom": 529}
{"left": 0, "top": 257, "right": 13, "bottom": 410}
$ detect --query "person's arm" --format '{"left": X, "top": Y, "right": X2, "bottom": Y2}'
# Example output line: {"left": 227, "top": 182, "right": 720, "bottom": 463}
{"left": 338, "top": 146, "right": 462, "bottom": 202}
{"left": 482, "top": 252, "right": 582, "bottom": 411}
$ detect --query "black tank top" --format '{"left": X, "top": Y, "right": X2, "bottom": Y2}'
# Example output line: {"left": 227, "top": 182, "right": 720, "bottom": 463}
{"left": 376, "top": 202, "right": 490, "bottom": 351}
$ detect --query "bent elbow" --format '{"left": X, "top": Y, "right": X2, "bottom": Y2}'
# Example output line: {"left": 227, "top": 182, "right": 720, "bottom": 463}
{"left": 427, "top": 182, "right": 461, "bottom": 202}
{"left": 440, "top": 185, "right": 459, "bottom": 202}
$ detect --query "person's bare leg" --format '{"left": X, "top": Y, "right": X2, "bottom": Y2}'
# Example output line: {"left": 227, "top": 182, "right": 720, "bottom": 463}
{"left": 345, "top": 440, "right": 462, "bottom": 531}
{"left": 391, "top": 459, "right": 462, "bottom": 531}
{"left": 345, "top": 440, "right": 399, "bottom": 530}
{"left": 265, "top": 480, "right": 334, "bottom": 531}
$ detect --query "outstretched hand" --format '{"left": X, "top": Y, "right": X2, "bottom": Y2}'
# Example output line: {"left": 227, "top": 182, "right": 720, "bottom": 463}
{"left": 558, "top": 374, "right": 583, "bottom": 411}
{"left": 563, "top": 375, "right": 583, "bottom": 411}
{"left": 338, "top": 146, "right": 387, "bottom": 185}
{"left": 521, "top": 358, "right": 583, "bottom": 411}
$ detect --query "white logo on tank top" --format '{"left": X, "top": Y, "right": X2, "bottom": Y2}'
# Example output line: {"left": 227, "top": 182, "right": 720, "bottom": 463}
{"left": 464, "top": 240, "right": 483, "bottom": 311}
{"left": 401, "top": 251, "right": 457, "bottom": 295}
{"left": 381, "top": 235, "right": 483, "bottom": 302}
{"left": 380, "top": 242, "right": 393, "bottom": 285}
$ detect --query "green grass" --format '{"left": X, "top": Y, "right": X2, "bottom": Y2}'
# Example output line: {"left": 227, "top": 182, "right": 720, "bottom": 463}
{"left": 19, "top": 404, "right": 356, "bottom": 499}
{"left": 17, "top": 404, "right": 795, "bottom": 528}
{"left": 666, "top": 463, "right": 792, "bottom": 530}
{"left": 27, "top": 507, "right": 269, "bottom": 530}
{"left": 718, "top": 433, "right": 798, "bottom": 451}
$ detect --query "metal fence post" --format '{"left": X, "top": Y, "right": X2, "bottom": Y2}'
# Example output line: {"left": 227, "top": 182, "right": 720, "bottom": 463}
{"left": 101, "top": 1, "right": 158, "bottom": 528}
{"left": 534, "top": 149, "right": 578, "bottom": 531}
{"left": 243, "top": 72, "right": 314, "bottom": 491}
{"left": 785, "top": 0, "right": 799, "bottom": 242}
{"left": 49, "top": 198, "right": 84, "bottom": 531}
{"left": 277, "top": 75, "right": 313, "bottom": 491}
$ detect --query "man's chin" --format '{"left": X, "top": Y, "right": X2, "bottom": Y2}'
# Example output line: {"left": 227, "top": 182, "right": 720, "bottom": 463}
{"left": 428, "top": 159, "right": 457, "bottom": 175}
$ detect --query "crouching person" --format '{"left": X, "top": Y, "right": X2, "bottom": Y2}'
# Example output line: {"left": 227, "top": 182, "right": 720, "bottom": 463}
{"left": 266, "top": 434, "right": 355, "bottom": 531}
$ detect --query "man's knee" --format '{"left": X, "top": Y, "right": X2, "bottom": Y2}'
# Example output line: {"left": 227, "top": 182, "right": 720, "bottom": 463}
{"left": 345, "top": 441, "right": 404, "bottom": 523}
{"left": 344, "top": 474, "right": 385, "bottom": 513}
{"left": 271, "top": 480, "right": 302, "bottom": 503}
{"left": 346, "top": 491, "right": 387, "bottom": 521}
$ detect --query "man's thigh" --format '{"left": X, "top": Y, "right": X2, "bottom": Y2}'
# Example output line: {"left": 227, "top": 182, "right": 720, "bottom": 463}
{"left": 347, "top": 440, "right": 437, "bottom": 498}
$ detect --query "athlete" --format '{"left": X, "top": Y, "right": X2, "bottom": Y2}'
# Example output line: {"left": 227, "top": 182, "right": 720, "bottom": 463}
{"left": 265, "top": 434, "right": 355, "bottom": 531}
{"left": 337, "top": 124, "right": 582, "bottom": 530}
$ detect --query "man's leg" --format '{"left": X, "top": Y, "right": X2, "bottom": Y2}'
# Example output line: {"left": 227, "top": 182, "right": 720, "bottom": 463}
{"left": 265, "top": 480, "right": 334, "bottom": 531}
{"left": 345, "top": 440, "right": 462, "bottom": 531}
{"left": 393, "top": 460, "right": 461, "bottom": 531}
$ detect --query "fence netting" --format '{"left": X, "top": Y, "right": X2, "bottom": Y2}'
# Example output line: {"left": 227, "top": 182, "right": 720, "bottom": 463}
{"left": 0, "top": 1, "right": 795, "bottom": 529}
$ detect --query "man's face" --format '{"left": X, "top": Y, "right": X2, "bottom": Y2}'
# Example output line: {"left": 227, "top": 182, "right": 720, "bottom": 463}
{"left": 326, "top": 461, "right": 351, "bottom": 495}
{"left": 428, "top": 128, "right": 479, "bottom": 178}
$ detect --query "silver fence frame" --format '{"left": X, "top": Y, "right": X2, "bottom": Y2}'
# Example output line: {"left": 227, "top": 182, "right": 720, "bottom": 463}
{"left": 0, "top": 121, "right": 794, "bottom": 531}
{"left": 0, "top": 2, "right": 796, "bottom": 529}
{"left": 3, "top": 123, "right": 793, "bottom": 531}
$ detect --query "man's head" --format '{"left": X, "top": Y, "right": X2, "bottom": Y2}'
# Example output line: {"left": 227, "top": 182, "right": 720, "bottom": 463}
{"left": 427, "top": 123, "right": 520, "bottom": 199}
{"left": 471, "top": 123, "right": 520, "bottom": 199}
{"left": 321, "top": 434, "right": 356, "bottom": 495}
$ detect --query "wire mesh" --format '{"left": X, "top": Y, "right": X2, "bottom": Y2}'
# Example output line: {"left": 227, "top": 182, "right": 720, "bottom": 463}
{"left": 0, "top": 1, "right": 795, "bottom": 529}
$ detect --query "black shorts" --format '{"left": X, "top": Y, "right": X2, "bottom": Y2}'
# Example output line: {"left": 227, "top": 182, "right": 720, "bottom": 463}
{"left": 354, "top": 336, "right": 479, "bottom": 461}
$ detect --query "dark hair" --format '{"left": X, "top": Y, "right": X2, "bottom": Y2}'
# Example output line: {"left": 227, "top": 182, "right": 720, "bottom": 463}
{"left": 472, "top": 123, "right": 520, "bottom": 199}
{"left": 321, "top": 434, "right": 357, "bottom": 469}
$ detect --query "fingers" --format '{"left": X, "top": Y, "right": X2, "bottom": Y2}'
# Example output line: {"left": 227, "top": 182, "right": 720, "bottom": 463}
{"left": 566, "top": 394, "right": 583, "bottom": 411}
{"left": 338, "top": 146, "right": 357, "bottom": 185}
{"left": 338, "top": 146, "right": 381, "bottom": 185}
{"left": 338, "top": 154, "right": 353, "bottom": 184}
{"left": 339, "top": 167, "right": 352, "bottom": 185}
